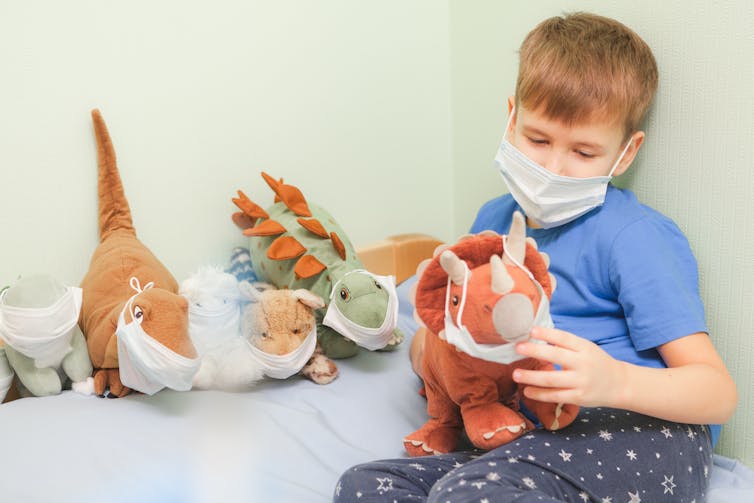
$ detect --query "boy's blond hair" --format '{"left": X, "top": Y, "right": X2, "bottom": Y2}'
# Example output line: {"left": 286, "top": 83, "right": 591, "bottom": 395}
{"left": 516, "top": 12, "right": 658, "bottom": 136}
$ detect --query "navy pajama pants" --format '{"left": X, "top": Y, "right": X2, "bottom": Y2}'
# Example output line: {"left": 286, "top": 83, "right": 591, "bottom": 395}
{"left": 334, "top": 408, "right": 712, "bottom": 502}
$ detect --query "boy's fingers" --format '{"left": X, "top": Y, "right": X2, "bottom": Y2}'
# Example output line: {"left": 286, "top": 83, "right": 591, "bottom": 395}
{"left": 530, "top": 326, "right": 583, "bottom": 350}
{"left": 513, "top": 368, "right": 573, "bottom": 388}
{"left": 515, "top": 339, "right": 574, "bottom": 367}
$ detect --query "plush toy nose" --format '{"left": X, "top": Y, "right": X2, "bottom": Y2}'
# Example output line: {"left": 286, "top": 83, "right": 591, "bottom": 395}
{"left": 492, "top": 293, "right": 534, "bottom": 343}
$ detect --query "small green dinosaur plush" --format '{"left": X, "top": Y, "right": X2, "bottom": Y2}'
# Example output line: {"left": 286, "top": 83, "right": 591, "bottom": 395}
{"left": 232, "top": 173, "right": 403, "bottom": 359}
{"left": 0, "top": 274, "right": 93, "bottom": 397}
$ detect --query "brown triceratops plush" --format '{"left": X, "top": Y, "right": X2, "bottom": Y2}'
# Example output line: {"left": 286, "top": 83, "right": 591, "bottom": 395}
{"left": 79, "top": 110, "right": 199, "bottom": 397}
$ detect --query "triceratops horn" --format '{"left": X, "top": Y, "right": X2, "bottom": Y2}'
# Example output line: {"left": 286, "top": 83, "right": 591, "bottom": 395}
{"left": 504, "top": 211, "right": 526, "bottom": 265}
{"left": 439, "top": 250, "right": 468, "bottom": 286}
{"left": 490, "top": 254, "right": 514, "bottom": 294}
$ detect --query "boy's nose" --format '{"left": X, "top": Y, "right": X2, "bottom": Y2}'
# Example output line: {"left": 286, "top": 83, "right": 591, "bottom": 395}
{"left": 541, "top": 153, "right": 565, "bottom": 175}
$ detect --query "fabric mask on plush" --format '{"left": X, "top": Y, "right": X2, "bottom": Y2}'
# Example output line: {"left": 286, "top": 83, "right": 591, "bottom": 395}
{"left": 322, "top": 270, "right": 398, "bottom": 351}
{"left": 116, "top": 277, "right": 201, "bottom": 395}
{"left": 0, "top": 286, "right": 83, "bottom": 368}
{"left": 494, "top": 108, "right": 632, "bottom": 229}
{"left": 245, "top": 322, "right": 317, "bottom": 379}
{"left": 187, "top": 301, "right": 241, "bottom": 355}
{"left": 442, "top": 236, "right": 552, "bottom": 364}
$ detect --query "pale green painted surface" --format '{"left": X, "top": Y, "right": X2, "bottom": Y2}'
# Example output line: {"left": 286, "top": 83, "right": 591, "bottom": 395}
{"left": 0, "top": 0, "right": 454, "bottom": 286}
{"left": 450, "top": 0, "right": 754, "bottom": 464}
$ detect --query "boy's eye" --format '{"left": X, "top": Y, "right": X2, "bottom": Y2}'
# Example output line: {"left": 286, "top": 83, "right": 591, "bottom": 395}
{"left": 575, "top": 150, "right": 596, "bottom": 159}
{"left": 527, "top": 137, "right": 548, "bottom": 145}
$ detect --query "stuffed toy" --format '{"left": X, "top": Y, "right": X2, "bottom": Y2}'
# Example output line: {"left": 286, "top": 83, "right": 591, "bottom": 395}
{"left": 0, "top": 275, "right": 93, "bottom": 398}
{"left": 226, "top": 246, "right": 259, "bottom": 283}
{"left": 231, "top": 172, "right": 402, "bottom": 359}
{"left": 0, "top": 342, "right": 12, "bottom": 402}
{"left": 189, "top": 277, "right": 335, "bottom": 389}
{"left": 180, "top": 265, "right": 245, "bottom": 356}
{"left": 404, "top": 212, "right": 579, "bottom": 456}
{"left": 79, "top": 109, "right": 199, "bottom": 397}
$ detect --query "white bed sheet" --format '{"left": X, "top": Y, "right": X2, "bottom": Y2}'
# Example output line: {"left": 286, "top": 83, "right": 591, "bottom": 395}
{"left": 1, "top": 277, "right": 752, "bottom": 502}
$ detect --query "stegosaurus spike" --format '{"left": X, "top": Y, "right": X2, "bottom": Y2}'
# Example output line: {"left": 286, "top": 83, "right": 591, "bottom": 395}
{"left": 330, "top": 231, "right": 347, "bottom": 261}
{"left": 243, "top": 219, "right": 286, "bottom": 237}
{"left": 233, "top": 190, "right": 270, "bottom": 222}
{"left": 267, "top": 236, "right": 307, "bottom": 261}
{"left": 232, "top": 211, "right": 256, "bottom": 231}
{"left": 261, "top": 172, "right": 312, "bottom": 217}
{"left": 294, "top": 254, "right": 327, "bottom": 279}
{"left": 297, "top": 218, "right": 329, "bottom": 238}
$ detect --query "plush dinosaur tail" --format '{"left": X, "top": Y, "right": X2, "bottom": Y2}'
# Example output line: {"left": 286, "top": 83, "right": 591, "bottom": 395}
{"left": 91, "top": 109, "right": 135, "bottom": 241}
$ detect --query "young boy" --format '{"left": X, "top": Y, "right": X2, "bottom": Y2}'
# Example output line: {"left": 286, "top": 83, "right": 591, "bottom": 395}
{"left": 333, "top": 12, "right": 737, "bottom": 502}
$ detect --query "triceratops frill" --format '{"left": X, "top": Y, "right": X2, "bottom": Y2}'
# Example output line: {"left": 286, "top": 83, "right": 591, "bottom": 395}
{"left": 232, "top": 172, "right": 403, "bottom": 359}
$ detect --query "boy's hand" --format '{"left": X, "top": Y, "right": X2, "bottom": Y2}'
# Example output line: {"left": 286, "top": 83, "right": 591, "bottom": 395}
{"left": 512, "top": 327, "right": 628, "bottom": 408}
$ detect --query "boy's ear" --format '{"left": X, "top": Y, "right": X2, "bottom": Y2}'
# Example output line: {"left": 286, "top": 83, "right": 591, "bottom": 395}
{"left": 507, "top": 95, "right": 517, "bottom": 133}
{"left": 613, "top": 130, "right": 646, "bottom": 177}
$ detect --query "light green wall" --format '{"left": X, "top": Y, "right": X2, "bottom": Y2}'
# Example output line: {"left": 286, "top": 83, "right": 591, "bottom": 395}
{"left": 450, "top": 0, "right": 754, "bottom": 464}
{"left": 0, "top": 0, "right": 453, "bottom": 286}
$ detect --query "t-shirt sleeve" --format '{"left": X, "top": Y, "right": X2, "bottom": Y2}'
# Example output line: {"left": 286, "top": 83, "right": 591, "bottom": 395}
{"left": 608, "top": 215, "right": 708, "bottom": 351}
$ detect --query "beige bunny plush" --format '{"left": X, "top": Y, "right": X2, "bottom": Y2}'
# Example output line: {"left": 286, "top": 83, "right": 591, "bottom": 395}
{"left": 191, "top": 281, "right": 337, "bottom": 389}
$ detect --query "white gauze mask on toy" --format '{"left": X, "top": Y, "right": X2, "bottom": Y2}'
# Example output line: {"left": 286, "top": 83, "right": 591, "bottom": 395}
{"left": 495, "top": 108, "right": 632, "bottom": 229}
{"left": 0, "top": 285, "right": 83, "bottom": 368}
{"left": 116, "top": 277, "right": 201, "bottom": 395}
{"left": 442, "top": 237, "right": 552, "bottom": 364}
{"left": 244, "top": 323, "right": 317, "bottom": 379}
{"left": 322, "top": 270, "right": 398, "bottom": 351}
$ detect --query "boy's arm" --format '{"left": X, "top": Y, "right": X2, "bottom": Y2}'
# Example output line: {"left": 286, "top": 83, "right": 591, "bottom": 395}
{"left": 512, "top": 328, "right": 738, "bottom": 425}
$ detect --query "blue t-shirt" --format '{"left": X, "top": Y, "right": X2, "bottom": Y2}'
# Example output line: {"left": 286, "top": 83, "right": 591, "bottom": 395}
{"left": 470, "top": 185, "right": 720, "bottom": 444}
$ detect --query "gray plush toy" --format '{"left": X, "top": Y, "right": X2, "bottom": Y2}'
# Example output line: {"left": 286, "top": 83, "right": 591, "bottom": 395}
{"left": 0, "top": 274, "right": 93, "bottom": 397}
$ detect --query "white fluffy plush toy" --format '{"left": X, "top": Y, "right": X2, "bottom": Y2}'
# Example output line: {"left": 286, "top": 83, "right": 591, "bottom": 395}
{"left": 180, "top": 266, "right": 335, "bottom": 389}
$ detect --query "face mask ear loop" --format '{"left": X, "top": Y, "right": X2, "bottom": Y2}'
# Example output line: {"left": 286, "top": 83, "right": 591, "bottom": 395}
{"left": 607, "top": 137, "right": 633, "bottom": 177}
{"left": 503, "top": 107, "right": 517, "bottom": 143}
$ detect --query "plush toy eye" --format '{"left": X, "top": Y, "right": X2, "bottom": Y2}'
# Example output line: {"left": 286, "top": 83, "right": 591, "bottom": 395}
{"left": 261, "top": 331, "right": 268, "bottom": 339}
{"left": 293, "top": 328, "right": 300, "bottom": 335}
{"left": 133, "top": 306, "right": 144, "bottom": 321}
{"left": 374, "top": 280, "right": 382, "bottom": 290}
{"left": 340, "top": 288, "right": 350, "bottom": 301}
{"left": 452, "top": 295, "right": 459, "bottom": 306}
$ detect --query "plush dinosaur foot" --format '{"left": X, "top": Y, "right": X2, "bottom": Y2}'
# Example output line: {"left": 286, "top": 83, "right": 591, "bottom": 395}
{"left": 530, "top": 401, "right": 580, "bottom": 430}
{"left": 403, "top": 422, "right": 460, "bottom": 457}
{"left": 317, "top": 325, "right": 359, "bottom": 359}
{"left": 377, "top": 328, "right": 404, "bottom": 352}
{"left": 93, "top": 368, "right": 132, "bottom": 398}
{"left": 301, "top": 352, "right": 338, "bottom": 385}
{"left": 462, "top": 403, "right": 534, "bottom": 450}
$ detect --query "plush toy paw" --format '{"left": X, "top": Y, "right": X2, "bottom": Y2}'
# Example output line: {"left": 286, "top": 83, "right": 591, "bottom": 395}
{"left": 377, "top": 328, "right": 404, "bottom": 352}
{"left": 301, "top": 352, "right": 338, "bottom": 385}
{"left": 72, "top": 377, "right": 96, "bottom": 396}
{"left": 93, "top": 369, "right": 132, "bottom": 398}
{"left": 404, "top": 420, "right": 461, "bottom": 457}
{"left": 532, "top": 401, "right": 580, "bottom": 430}
{"left": 317, "top": 325, "right": 359, "bottom": 359}
{"left": 461, "top": 402, "right": 534, "bottom": 450}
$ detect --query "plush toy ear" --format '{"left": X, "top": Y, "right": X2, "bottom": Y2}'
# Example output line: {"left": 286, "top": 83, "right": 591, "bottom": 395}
{"left": 292, "top": 289, "right": 325, "bottom": 310}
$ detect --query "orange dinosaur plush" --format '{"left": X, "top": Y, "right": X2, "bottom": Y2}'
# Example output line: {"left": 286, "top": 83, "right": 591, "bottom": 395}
{"left": 79, "top": 110, "right": 199, "bottom": 397}
{"left": 404, "top": 212, "right": 579, "bottom": 456}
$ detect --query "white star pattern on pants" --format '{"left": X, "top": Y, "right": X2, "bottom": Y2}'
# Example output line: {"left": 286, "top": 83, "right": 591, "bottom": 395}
{"left": 599, "top": 430, "right": 613, "bottom": 441}
{"left": 626, "top": 449, "right": 637, "bottom": 460}
{"left": 660, "top": 427, "right": 673, "bottom": 438}
{"left": 662, "top": 475, "right": 676, "bottom": 495}
{"left": 627, "top": 490, "right": 641, "bottom": 502}
{"left": 376, "top": 477, "right": 393, "bottom": 494}
{"left": 522, "top": 477, "right": 537, "bottom": 489}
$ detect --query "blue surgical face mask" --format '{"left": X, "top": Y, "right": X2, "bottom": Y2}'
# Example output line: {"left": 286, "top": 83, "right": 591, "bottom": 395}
{"left": 494, "top": 109, "right": 632, "bottom": 228}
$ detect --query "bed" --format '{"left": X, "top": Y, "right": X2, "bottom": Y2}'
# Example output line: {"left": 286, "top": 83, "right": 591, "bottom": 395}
{"left": 1, "top": 234, "right": 752, "bottom": 502}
